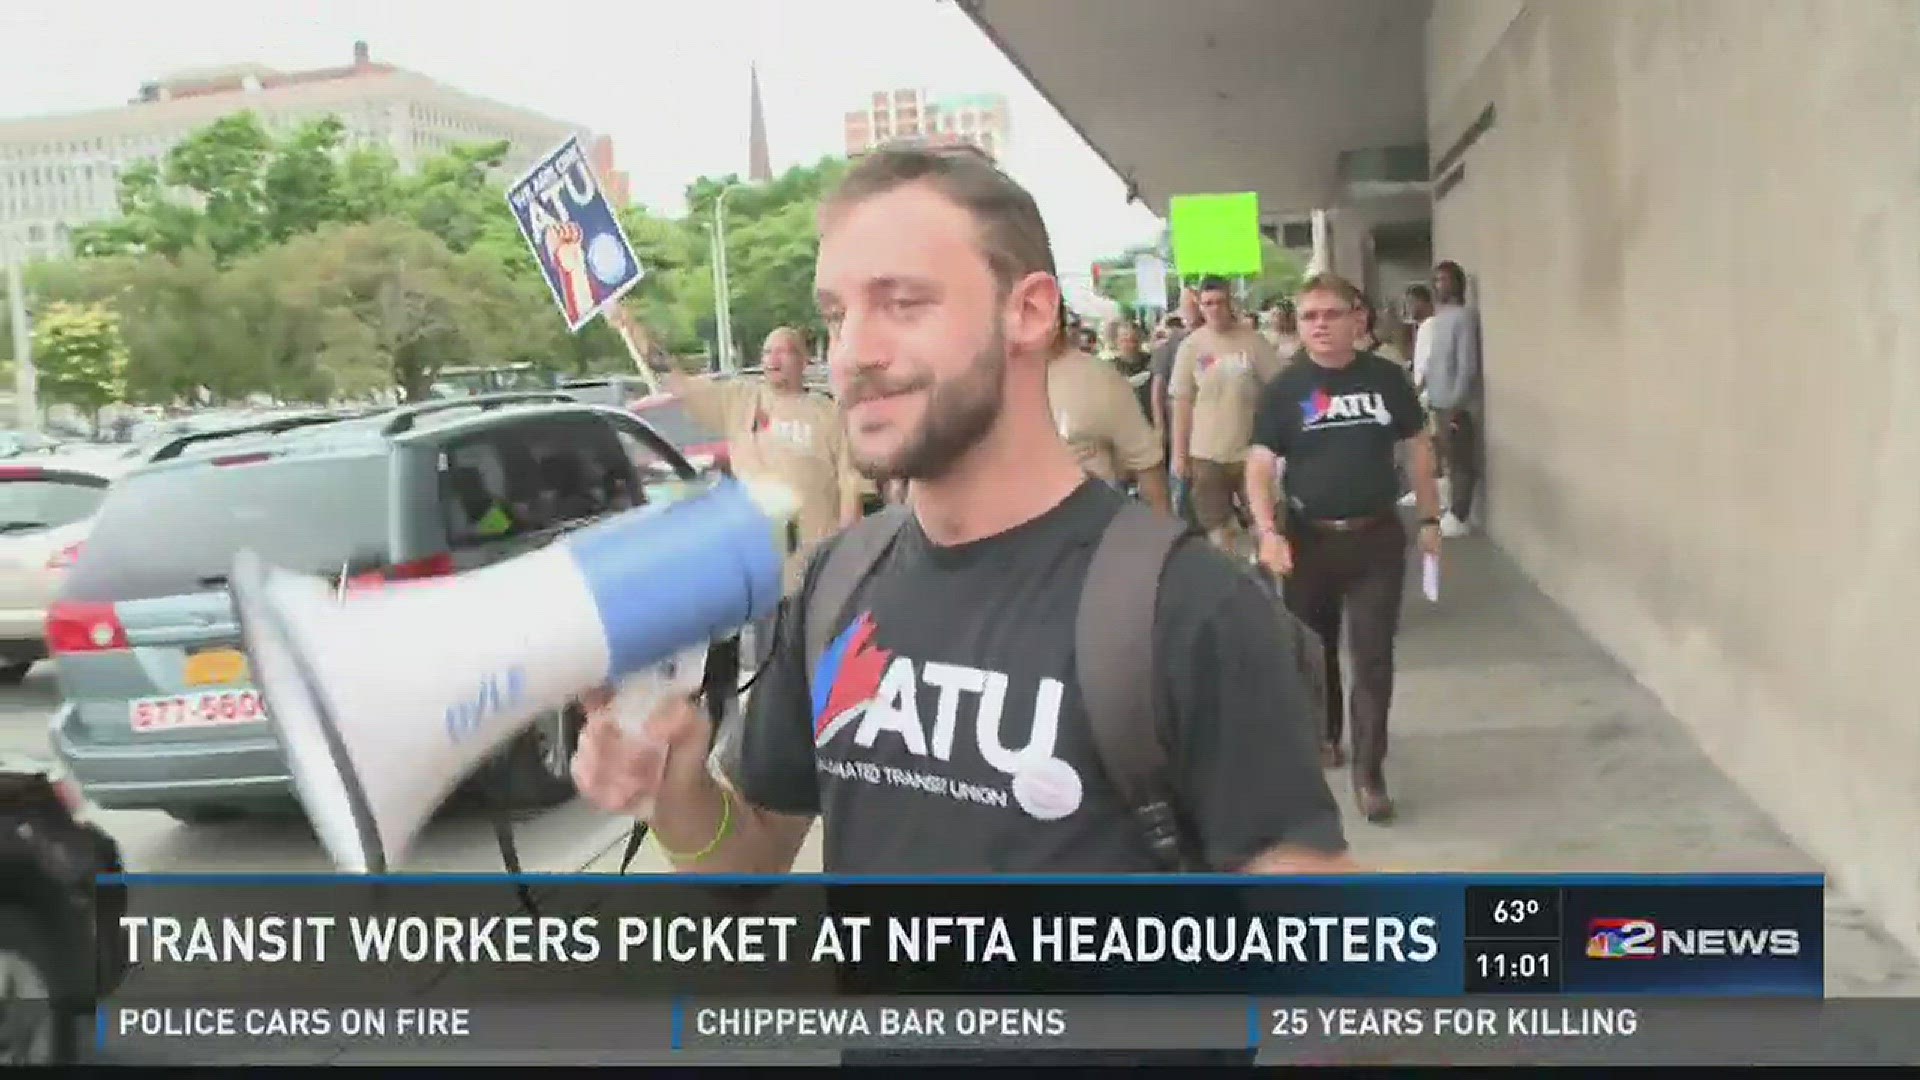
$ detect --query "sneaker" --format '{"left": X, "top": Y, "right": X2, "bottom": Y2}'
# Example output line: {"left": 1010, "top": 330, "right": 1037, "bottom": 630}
{"left": 1437, "top": 476, "right": 1452, "bottom": 506}
{"left": 1440, "top": 512, "right": 1470, "bottom": 538}
{"left": 1397, "top": 491, "right": 1417, "bottom": 507}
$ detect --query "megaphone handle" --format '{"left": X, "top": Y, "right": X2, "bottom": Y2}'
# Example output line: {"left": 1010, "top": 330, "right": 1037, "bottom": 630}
{"left": 615, "top": 821, "right": 651, "bottom": 874}
{"left": 479, "top": 754, "right": 542, "bottom": 916}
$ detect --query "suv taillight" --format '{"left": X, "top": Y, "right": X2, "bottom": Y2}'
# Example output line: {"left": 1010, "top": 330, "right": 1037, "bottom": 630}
{"left": 344, "top": 552, "right": 456, "bottom": 594}
{"left": 47, "top": 541, "right": 83, "bottom": 570}
{"left": 46, "top": 601, "right": 129, "bottom": 654}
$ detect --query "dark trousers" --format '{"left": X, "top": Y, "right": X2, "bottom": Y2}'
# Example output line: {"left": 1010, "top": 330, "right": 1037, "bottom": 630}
{"left": 1282, "top": 516, "right": 1407, "bottom": 786}
{"left": 1434, "top": 406, "right": 1479, "bottom": 521}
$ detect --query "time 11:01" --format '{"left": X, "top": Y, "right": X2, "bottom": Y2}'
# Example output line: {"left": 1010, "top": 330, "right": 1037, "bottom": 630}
{"left": 1478, "top": 950, "right": 1552, "bottom": 980}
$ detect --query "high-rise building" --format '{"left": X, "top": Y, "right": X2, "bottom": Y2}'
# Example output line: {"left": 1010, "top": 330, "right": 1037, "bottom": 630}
{"left": 0, "top": 41, "right": 619, "bottom": 262}
{"left": 842, "top": 89, "right": 1010, "bottom": 160}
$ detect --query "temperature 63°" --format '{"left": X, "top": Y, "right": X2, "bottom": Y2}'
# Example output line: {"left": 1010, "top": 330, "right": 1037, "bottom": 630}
{"left": 1465, "top": 885, "right": 1557, "bottom": 938}
{"left": 1493, "top": 899, "right": 1543, "bottom": 924}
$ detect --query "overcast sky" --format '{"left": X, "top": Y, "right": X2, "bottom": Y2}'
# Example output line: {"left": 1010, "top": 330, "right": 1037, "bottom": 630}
{"left": 0, "top": 0, "right": 1163, "bottom": 278}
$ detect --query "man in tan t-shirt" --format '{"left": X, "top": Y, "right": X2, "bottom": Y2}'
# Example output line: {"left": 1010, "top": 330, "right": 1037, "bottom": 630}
{"left": 1169, "top": 276, "right": 1283, "bottom": 554}
{"left": 1047, "top": 346, "right": 1169, "bottom": 513}
{"left": 609, "top": 310, "right": 862, "bottom": 665}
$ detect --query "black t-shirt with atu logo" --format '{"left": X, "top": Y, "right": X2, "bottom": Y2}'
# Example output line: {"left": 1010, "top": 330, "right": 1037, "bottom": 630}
{"left": 730, "top": 479, "right": 1346, "bottom": 874}
{"left": 1253, "top": 351, "right": 1426, "bottom": 522}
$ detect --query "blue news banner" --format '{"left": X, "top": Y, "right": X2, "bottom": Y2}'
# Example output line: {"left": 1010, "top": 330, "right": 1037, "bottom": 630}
{"left": 86, "top": 873, "right": 1844, "bottom": 1063}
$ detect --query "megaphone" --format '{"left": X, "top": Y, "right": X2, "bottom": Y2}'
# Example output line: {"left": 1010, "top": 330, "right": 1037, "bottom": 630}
{"left": 228, "top": 475, "right": 800, "bottom": 874}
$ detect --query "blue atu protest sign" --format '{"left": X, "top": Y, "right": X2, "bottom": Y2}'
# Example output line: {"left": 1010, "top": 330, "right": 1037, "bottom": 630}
{"left": 506, "top": 135, "right": 645, "bottom": 333}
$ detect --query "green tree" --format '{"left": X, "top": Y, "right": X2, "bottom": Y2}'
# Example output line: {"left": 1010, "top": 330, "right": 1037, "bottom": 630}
{"left": 31, "top": 301, "right": 129, "bottom": 424}
{"left": 106, "top": 246, "right": 281, "bottom": 404}
{"left": 403, "top": 139, "right": 514, "bottom": 255}
{"left": 166, "top": 113, "right": 275, "bottom": 261}
{"left": 276, "top": 219, "right": 502, "bottom": 402}
{"left": 1245, "top": 240, "right": 1308, "bottom": 309}
{"left": 262, "top": 116, "right": 356, "bottom": 242}
{"left": 41, "top": 113, "right": 859, "bottom": 400}
{"left": 70, "top": 160, "right": 203, "bottom": 260}
{"left": 675, "top": 158, "right": 848, "bottom": 361}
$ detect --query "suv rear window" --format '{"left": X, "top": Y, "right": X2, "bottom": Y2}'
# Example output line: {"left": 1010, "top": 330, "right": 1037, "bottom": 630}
{"left": 63, "top": 455, "right": 393, "bottom": 602}
{"left": 0, "top": 471, "right": 109, "bottom": 534}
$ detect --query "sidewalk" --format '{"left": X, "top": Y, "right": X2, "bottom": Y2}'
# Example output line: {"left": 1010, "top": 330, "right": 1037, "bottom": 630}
{"left": 580, "top": 531, "right": 1920, "bottom": 997}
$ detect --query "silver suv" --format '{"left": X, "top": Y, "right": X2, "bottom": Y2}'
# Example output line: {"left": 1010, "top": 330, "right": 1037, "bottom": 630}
{"left": 46, "top": 394, "right": 720, "bottom": 824}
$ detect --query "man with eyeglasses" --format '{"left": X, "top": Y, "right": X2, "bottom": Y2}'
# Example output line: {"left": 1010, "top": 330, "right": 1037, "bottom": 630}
{"left": 1243, "top": 274, "right": 1444, "bottom": 824}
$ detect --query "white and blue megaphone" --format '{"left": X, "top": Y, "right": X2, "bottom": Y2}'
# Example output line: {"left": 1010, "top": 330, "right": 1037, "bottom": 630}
{"left": 227, "top": 475, "right": 799, "bottom": 874}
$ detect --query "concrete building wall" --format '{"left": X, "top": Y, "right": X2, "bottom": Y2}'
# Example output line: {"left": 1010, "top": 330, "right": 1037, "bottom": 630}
{"left": 1425, "top": 0, "right": 1920, "bottom": 954}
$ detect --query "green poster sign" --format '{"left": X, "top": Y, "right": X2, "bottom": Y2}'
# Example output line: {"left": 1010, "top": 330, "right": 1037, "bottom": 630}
{"left": 1168, "top": 192, "right": 1262, "bottom": 279}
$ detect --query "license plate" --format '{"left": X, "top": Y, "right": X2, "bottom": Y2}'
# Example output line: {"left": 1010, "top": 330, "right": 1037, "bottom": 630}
{"left": 183, "top": 648, "right": 249, "bottom": 687}
{"left": 131, "top": 690, "right": 268, "bottom": 733}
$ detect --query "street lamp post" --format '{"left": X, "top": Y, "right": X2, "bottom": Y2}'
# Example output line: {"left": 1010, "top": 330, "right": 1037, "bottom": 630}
{"left": 2, "top": 229, "right": 36, "bottom": 433}
{"left": 710, "top": 187, "right": 738, "bottom": 373}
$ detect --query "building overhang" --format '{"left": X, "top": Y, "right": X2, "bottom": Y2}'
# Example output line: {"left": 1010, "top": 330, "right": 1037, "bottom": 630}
{"left": 956, "top": 0, "right": 1432, "bottom": 222}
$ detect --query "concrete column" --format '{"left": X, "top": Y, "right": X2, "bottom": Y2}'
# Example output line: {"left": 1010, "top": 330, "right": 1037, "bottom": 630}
{"left": 1308, "top": 209, "right": 1330, "bottom": 275}
{"left": 1329, "top": 208, "right": 1369, "bottom": 288}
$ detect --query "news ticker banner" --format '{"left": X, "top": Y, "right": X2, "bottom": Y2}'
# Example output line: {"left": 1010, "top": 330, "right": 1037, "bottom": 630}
{"left": 93, "top": 873, "right": 1824, "bottom": 1002}
{"left": 95, "top": 998, "right": 1920, "bottom": 1066}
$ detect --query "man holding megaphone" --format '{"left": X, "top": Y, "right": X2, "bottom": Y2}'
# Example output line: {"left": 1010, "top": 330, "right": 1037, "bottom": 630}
{"left": 570, "top": 145, "right": 1359, "bottom": 884}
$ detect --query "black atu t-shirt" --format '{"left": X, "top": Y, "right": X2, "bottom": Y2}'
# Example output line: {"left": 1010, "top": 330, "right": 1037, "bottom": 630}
{"left": 1252, "top": 351, "right": 1425, "bottom": 522}
{"left": 730, "top": 479, "right": 1346, "bottom": 873}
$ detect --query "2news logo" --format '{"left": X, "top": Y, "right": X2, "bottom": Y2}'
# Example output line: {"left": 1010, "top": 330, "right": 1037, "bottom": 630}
{"left": 1586, "top": 918, "right": 1801, "bottom": 960}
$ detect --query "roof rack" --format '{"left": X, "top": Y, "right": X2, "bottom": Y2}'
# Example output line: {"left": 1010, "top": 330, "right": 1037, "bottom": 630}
{"left": 380, "top": 391, "right": 578, "bottom": 435}
{"left": 149, "top": 411, "right": 379, "bottom": 462}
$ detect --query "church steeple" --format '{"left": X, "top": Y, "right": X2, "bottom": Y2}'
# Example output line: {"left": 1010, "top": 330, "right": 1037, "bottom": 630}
{"left": 747, "top": 64, "right": 772, "bottom": 182}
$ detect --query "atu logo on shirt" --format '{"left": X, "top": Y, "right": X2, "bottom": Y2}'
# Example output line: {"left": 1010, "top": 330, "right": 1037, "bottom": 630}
{"left": 752, "top": 407, "right": 814, "bottom": 446}
{"left": 809, "top": 611, "right": 1086, "bottom": 822}
{"left": 1198, "top": 352, "right": 1254, "bottom": 377}
{"left": 1299, "top": 388, "right": 1392, "bottom": 430}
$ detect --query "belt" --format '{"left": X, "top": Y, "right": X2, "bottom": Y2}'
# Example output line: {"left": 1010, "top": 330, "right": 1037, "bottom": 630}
{"left": 1300, "top": 511, "right": 1393, "bottom": 533}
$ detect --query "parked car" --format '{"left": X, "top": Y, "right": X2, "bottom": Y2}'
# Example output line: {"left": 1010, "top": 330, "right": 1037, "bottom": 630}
{"left": 0, "top": 431, "right": 74, "bottom": 459}
{"left": 0, "top": 456, "right": 141, "bottom": 685}
{"left": 629, "top": 391, "right": 730, "bottom": 475}
{"left": 0, "top": 759, "right": 125, "bottom": 1064}
{"left": 46, "top": 394, "right": 721, "bottom": 825}
{"left": 555, "top": 374, "right": 653, "bottom": 410}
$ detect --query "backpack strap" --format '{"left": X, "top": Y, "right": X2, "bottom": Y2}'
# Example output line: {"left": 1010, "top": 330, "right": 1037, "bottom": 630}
{"left": 1075, "top": 500, "right": 1203, "bottom": 872}
{"left": 707, "top": 507, "right": 908, "bottom": 788}
{"left": 804, "top": 504, "right": 912, "bottom": 678}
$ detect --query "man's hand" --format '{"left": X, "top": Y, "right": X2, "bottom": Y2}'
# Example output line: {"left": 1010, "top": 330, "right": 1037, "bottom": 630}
{"left": 1418, "top": 521, "right": 1442, "bottom": 558}
{"left": 572, "top": 690, "right": 707, "bottom": 816}
{"left": 1258, "top": 530, "right": 1293, "bottom": 576}
{"left": 605, "top": 303, "right": 674, "bottom": 376}
{"left": 604, "top": 302, "right": 639, "bottom": 336}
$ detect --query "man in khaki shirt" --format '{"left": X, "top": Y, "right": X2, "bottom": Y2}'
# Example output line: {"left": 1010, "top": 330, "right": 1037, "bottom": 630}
{"left": 1169, "top": 276, "right": 1284, "bottom": 553}
{"left": 1048, "top": 346, "right": 1169, "bottom": 512}
{"left": 610, "top": 310, "right": 862, "bottom": 664}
